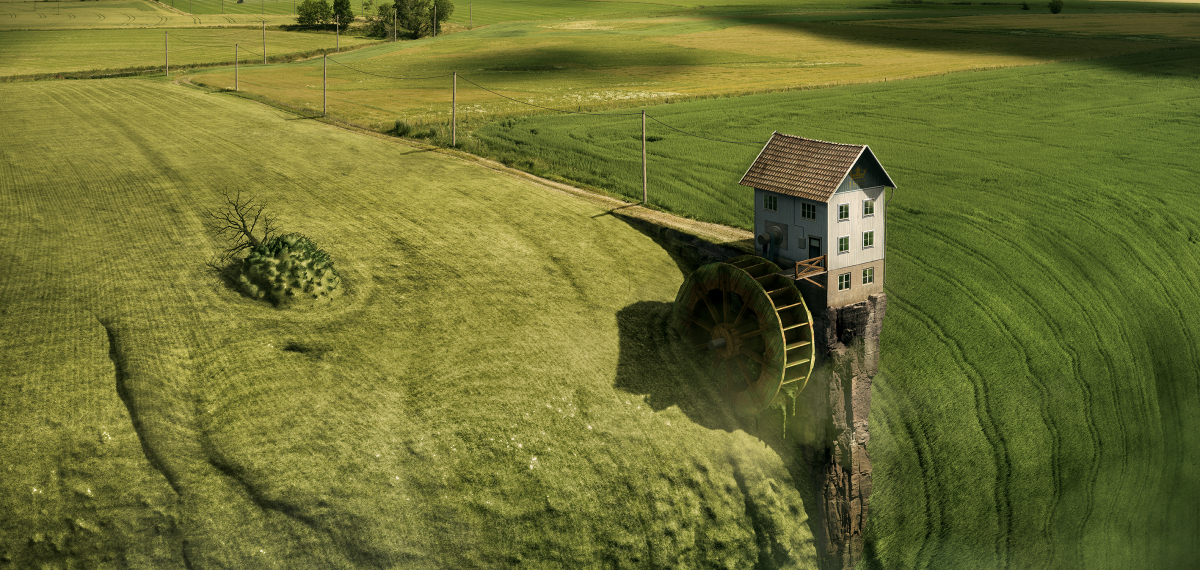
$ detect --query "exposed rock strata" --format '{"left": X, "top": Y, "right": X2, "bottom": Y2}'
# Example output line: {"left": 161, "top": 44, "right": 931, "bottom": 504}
{"left": 795, "top": 293, "right": 886, "bottom": 570}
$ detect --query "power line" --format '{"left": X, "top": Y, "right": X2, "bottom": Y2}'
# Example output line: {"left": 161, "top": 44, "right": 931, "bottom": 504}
{"left": 456, "top": 75, "right": 641, "bottom": 116}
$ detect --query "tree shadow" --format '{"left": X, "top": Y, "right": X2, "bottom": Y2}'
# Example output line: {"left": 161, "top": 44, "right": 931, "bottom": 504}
{"left": 708, "top": 13, "right": 1200, "bottom": 77}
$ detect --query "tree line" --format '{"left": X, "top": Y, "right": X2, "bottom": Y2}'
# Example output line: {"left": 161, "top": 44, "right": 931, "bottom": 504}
{"left": 296, "top": 0, "right": 453, "bottom": 38}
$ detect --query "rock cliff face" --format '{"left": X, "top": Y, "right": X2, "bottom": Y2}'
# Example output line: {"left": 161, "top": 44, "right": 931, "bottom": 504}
{"left": 793, "top": 293, "right": 886, "bottom": 570}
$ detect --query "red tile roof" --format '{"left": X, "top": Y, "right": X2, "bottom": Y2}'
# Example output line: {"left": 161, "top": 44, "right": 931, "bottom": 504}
{"left": 739, "top": 133, "right": 870, "bottom": 202}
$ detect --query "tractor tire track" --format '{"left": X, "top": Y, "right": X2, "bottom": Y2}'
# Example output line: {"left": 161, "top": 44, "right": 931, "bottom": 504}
{"left": 966, "top": 216, "right": 1155, "bottom": 543}
{"left": 873, "top": 373, "right": 943, "bottom": 570}
{"left": 887, "top": 292, "right": 1012, "bottom": 569}
{"left": 895, "top": 214, "right": 1106, "bottom": 560}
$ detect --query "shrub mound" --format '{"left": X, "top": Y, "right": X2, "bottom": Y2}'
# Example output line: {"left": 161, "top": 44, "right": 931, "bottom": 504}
{"left": 237, "top": 233, "right": 342, "bottom": 307}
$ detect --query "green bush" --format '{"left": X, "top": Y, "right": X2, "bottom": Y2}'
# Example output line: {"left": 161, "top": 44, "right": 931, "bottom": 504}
{"left": 238, "top": 233, "right": 342, "bottom": 307}
{"left": 1048, "top": 0, "right": 1063, "bottom": 12}
{"left": 296, "top": 0, "right": 332, "bottom": 25}
{"left": 391, "top": 119, "right": 413, "bottom": 137}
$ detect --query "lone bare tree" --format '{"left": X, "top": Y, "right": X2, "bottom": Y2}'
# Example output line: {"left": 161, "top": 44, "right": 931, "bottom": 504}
{"left": 206, "top": 190, "right": 278, "bottom": 267}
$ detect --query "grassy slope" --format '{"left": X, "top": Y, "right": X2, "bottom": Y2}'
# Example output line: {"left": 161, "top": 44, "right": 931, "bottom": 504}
{"left": 0, "top": 0, "right": 299, "bottom": 29}
{"left": 190, "top": 6, "right": 1187, "bottom": 132}
{"left": 470, "top": 48, "right": 1200, "bottom": 568}
{"left": 0, "top": 28, "right": 375, "bottom": 77}
{"left": 0, "top": 77, "right": 818, "bottom": 568}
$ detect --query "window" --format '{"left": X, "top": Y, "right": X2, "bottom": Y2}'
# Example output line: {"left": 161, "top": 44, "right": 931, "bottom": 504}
{"left": 863, "top": 230, "right": 875, "bottom": 249}
{"left": 764, "top": 194, "right": 777, "bottom": 212}
{"left": 801, "top": 203, "right": 817, "bottom": 220}
{"left": 838, "top": 273, "right": 851, "bottom": 291}
{"left": 838, "top": 203, "right": 850, "bottom": 221}
{"left": 838, "top": 236, "right": 849, "bottom": 254}
{"left": 863, "top": 199, "right": 875, "bottom": 217}
{"left": 863, "top": 267, "right": 874, "bottom": 285}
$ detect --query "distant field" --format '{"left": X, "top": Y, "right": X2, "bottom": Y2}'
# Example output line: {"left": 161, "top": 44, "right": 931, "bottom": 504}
{"left": 0, "top": 28, "right": 375, "bottom": 76}
{"left": 0, "top": 0, "right": 298, "bottom": 29}
{"left": 187, "top": 15, "right": 1176, "bottom": 130}
{"left": 0, "top": 77, "right": 817, "bottom": 568}
{"left": 465, "top": 46, "right": 1200, "bottom": 567}
{"left": 858, "top": 12, "right": 1200, "bottom": 40}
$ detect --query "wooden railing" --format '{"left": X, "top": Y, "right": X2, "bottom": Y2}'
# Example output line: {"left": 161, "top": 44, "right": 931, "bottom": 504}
{"left": 793, "top": 255, "right": 827, "bottom": 290}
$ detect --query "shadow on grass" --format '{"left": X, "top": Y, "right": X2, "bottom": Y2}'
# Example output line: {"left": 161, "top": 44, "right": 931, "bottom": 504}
{"left": 708, "top": 16, "right": 1200, "bottom": 77}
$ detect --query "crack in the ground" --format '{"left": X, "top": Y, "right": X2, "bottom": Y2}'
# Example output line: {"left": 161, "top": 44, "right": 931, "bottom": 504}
{"left": 96, "top": 315, "right": 195, "bottom": 570}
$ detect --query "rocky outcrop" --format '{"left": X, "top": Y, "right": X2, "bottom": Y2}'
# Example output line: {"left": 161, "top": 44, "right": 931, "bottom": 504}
{"left": 794, "top": 293, "right": 886, "bottom": 570}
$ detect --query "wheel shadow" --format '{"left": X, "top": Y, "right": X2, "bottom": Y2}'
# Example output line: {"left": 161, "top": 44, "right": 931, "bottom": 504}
{"left": 612, "top": 299, "right": 832, "bottom": 569}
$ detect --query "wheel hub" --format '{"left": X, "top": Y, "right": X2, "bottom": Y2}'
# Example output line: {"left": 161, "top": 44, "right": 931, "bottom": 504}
{"left": 710, "top": 322, "right": 740, "bottom": 359}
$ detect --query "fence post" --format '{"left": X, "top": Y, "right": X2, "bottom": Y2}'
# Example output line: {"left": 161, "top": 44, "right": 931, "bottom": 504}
{"left": 336, "top": 16, "right": 340, "bottom": 52}
{"left": 164, "top": 32, "right": 168, "bottom": 78}
{"left": 452, "top": 71, "right": 457, "bottom": 146}
{"left": 262, "top": 21, "right": 266, "bottom": 64}
{"left": 323, "top": 54, "right": 327, "bottom": 117}
{"left": 235, "top": 44, "right": 238, "bottom": 90}
{"left": 642, "top": 110, "right": 647, "bottom": 205}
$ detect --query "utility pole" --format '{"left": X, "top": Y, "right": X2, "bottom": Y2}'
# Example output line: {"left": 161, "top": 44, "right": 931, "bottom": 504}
{"left": 235, "top": 44, "right": 238, "bottom": 90}
{"left": 323, "top": 54, "right": 327, "bottom": 116}
{"left": 164, "top": 32, "right": 169, "bottom": 77}
{"left": 336, "top": 16, "right": 339, "bottom": 52}
{"left": 262, "top": 21, "right": 266, "bottom": 64}
{"left": 433, "top": 4, "right": 436, "bottom": 37}
{"left": 470, "top": 1, "right": 472, "bottom": 29}
{"left": 452, "top": 71, "right": 456, "bottom": 146}
{"left": 641, "top": 110, "right": 647, "bottom": 205}
{"left": 393, "top": 7, "right": 396, "bottom": 42}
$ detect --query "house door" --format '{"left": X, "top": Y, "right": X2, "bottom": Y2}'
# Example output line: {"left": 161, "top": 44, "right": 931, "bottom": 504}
{"left": 809, "top": 237, "right": 821, "bottom": 259}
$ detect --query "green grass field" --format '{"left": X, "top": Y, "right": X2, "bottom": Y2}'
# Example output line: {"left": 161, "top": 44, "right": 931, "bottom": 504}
{"left": 3, "top": 0, "right": 1200, "bottom": 567}
{"left": 187, "top": 11, "right": 1181, "bottom": 131}
{"left": 0, "top": 0, "right": 299, "bottom": 29}
{"left": 0, "top": 77, "right": 817, "bottom": 568}
{"left": 0, "top": 28, "right": 376, "bottom": 77}
{"left": 465, "top": 47, "right": 1200, "bottom": 567}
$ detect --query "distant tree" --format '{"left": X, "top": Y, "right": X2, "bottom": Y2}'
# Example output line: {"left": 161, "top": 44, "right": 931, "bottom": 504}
{"left": 296, "top": 0, "right": 332, "bottom": 25}
{"left": 363, "top": 1, "right": 396, "bottom": 37}
{"left": 1020, "top": 1, "right": 1030, "bottom": 9}
{"left": 332, "top": 0, "right": 354, "bottom": 26}
{"left": 1047, "top": 0, "right": 1063, "bottom": 12}
{"left": 396, "top": 0, "right": 452, "bottom": 37}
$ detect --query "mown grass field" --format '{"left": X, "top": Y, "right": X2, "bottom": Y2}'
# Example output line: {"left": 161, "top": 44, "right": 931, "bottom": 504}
{"left": 0, "top": 77, "right": 818, "bottom": 568}
{"left": 464, "top": 47, "right": 1200, "bottom": 567}
{"left": 0, "top": 27, "right": 375, "bottom": 77}
{"left": 4, "top": 0, "right": 1200, "bottom": 568}
{"left": 0, "top": 0, "right": 298, "bottom": 29}
{"left": 187, "top": 10, "right": 1183, "bottom": 131}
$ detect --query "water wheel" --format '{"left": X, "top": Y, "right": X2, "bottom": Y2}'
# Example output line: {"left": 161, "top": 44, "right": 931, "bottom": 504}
{"left": 670, "top": 255, "right": 816, "bottom": 418}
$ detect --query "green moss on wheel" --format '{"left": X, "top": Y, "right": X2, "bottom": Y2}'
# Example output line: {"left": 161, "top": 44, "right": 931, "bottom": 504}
{"left": 237, "top": 232, "right": 343, "bottom": 307}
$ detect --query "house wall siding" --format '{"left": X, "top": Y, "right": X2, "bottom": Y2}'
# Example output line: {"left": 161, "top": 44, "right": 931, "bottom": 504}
{"left": 827, "top": 259, "right": 885, "bottom": 308}
{"left": 755, "top": 189, "right": 828, "bottom": 261}
{"left": 827, "top": 183, "right": 886, "bottom": 272}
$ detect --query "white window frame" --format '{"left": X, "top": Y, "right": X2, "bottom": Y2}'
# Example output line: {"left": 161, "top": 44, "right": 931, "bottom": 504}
{"left": 863, "top": 267, "right": 874, "bottom": 285}
{"left": 801, "top": 202, "right": 817, "bottom": 221}
{"left": 838, "top": 272, "right": 851, "bottom": 291}
{"left": 862, "top": 230, "right": 875, "bottom": 249}
{"left": 837, "top": 235, "right": 850, "bottom": 254}
{"left": 764, "top": 194, "right": 777, "bottom": 213}
{"left": 862, "top": 199, "right": 875, "bottom": 218}
{"left": 837, "top": 203, "right": 850, "bottom": 222}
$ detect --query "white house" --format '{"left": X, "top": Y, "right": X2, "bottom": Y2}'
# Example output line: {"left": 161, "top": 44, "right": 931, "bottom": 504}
{"left": 739, "top": 132, "right": 896, "bottom": 308}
